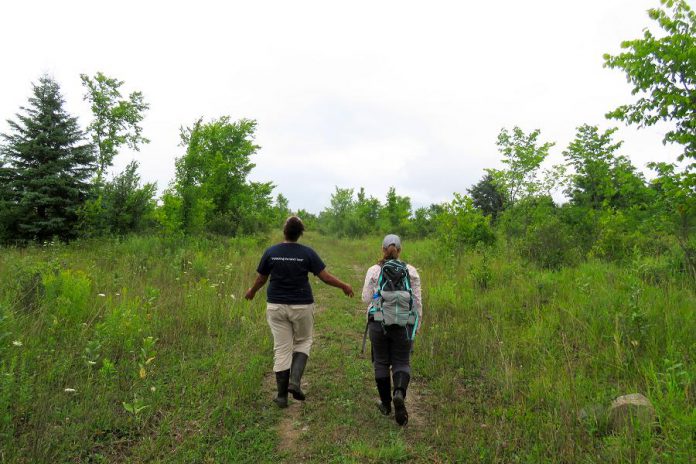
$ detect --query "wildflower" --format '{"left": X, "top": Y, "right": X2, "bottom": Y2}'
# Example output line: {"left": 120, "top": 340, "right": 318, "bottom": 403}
{"left": 98, "top": 293, "right": 106, "bottom": 297}
{"left": 150, "top": 386, "right": 156, "bottom": 392}
{"left": 230, "top": 294, "right": 236, "bottom": 300}
{"left": 12, "top": 340, "right": 22, "bottom": 347}
{"left": 87, "top": 361, "right": 97, "bottom": 365}
{"left": 64, "top": 388, "right": 76, "bottom": 393}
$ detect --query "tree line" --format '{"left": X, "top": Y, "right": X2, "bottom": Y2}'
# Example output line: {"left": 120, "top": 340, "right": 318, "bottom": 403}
{"left": 0, "top": 74, "right": 290, "bottom": 242}
{"left": 0, "top": 0, "right": 693, "bottom": 279}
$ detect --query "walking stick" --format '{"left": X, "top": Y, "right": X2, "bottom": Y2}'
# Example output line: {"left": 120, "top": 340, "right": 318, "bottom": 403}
{"left": 360, "top": 319, "right": 369, "bottom": 355}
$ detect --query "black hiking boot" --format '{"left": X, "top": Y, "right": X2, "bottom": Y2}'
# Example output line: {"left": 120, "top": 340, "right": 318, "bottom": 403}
{"left": 288, "top": 352, "right": 308, "bottom": 401}
{"left": 392, "top": 371, "right": 410, "bottom": 426}
{"left": 376, "top": 377, "right": 392, "bottom": 415}
{"left": 274, "top": 369, "right": 290, "bottom": 408}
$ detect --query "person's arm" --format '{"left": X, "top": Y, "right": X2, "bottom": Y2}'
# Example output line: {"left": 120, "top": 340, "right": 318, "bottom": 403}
{"left": 409, "top": 266, "right": 423, "bottom": 331}
{"left": 317, "top": 269, "right": 354, "bottom": 297}
{"left": 361, "top": 266, "right": 379, "bottom": 303}
{"left": 244, "top": 273, "right": 269, "bottom": 300}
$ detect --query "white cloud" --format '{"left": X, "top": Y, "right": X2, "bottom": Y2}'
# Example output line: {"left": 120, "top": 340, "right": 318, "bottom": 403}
{"left": 0, "top": 0, "right": 688, "bottom": 213}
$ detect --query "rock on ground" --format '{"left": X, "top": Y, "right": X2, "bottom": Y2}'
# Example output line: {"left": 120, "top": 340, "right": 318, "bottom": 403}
{"left": 608, "top": 393, "right": 656, "bottom": 434}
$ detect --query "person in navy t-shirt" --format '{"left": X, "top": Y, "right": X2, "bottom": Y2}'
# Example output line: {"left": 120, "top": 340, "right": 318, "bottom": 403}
{"left": 245, "top": 216, "right": 354, "bottom": 408}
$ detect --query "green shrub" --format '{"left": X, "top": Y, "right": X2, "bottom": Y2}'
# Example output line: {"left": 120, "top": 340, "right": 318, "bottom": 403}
{"left": 436, "top": 193, "right": 495, "bottom": 253}
{"left": 499, "top": 196, "right": 580, "bottom": 269}
{"left": 520, "top": 214, "right": 579, "bottom": 269}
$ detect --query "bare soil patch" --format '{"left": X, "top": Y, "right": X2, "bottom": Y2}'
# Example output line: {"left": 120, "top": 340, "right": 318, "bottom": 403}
{"left": 263, "top": 371, "right": 306, "bottom": 455}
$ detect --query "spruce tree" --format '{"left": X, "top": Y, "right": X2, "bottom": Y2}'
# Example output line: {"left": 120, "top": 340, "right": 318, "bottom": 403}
{"left": 0, "top": 159, "right": 13, "bottom": 241}
{"left": 0, "top": 75, "right": 95, "bottom": 242}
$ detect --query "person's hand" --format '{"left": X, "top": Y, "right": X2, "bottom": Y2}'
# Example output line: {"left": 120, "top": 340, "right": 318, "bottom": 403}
{"left": 244, "top": 288, "right": 256, "bottom": 300}
{"left": 343, "top": 284, "right": 354, "bottom": 297}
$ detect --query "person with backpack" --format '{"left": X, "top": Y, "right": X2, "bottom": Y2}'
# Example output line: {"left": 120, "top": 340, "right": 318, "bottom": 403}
{"left": 361, "top": 234, "right": 422, "bottom": 426}
{"left": 245, "top": 216, "right": 354, "bottom": 408}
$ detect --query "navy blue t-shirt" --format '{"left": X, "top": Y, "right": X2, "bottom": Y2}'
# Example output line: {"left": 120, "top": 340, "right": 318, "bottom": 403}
{"left": 256, "top": 242, "right": 326, "bottom": 304}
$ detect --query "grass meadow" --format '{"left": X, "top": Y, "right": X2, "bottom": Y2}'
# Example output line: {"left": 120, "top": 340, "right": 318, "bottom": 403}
{"left": 0, "top": 233, "right": 694, "bottom": 462}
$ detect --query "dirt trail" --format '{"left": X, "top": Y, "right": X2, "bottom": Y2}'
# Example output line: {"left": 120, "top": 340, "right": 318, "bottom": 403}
{"left": 347, "top": 264, "right": 430, "bottom": 433}
{"left": 263, "top": 372, "right": 306, "bottom": 455}
{"left": 267, "top": 259, "right": 433, "bottom": 459}
{"left": 277, "top": 403, "right": 304, "bottom": 454}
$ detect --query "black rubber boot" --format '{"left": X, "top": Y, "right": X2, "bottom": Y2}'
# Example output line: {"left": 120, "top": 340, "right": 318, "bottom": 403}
{"left": 274, "top": 369, "right": 290, "bottom": 408}
{"left": 288, "top": 352, "right": 308, "bottom": 401}
{"left": 392, "top": 371, "right": 410, "bottom": 426}
{"left": 376, "top": 377, "right": 392, "bottom": 415}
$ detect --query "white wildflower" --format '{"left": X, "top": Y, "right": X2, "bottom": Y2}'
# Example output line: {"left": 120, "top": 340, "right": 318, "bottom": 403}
{"left": 230, "top": 294, "right": 236, "bottom": 300}
{"left": 150, "top": 386, "right": 156, "bottom": 392}
{"left": 12, "top": 340, "right": 22, "bottom": 347}
{"left": 64, "top": 388, "right": 76, "bottom": 393}
{"left": 98, "top": 293, "right": 106, "bottom": 297}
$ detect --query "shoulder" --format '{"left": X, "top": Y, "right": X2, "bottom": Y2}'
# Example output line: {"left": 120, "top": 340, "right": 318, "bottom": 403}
{"left": 300, "top": 244, "right": 322, "bottom": 257}
{"left": 260, "top": 244, "right": 276, "bottom": 257}
{"left": 365, "top": 264, "right": 381, "bottom": 277}
{"left": 298, "top": 243, "right": 315, "bottom": 252}
{"left": 264, "top": 243, "right": 283, "bottom": 252}
{"left": 406, "top": 264, "right": 420, "bottom": 277}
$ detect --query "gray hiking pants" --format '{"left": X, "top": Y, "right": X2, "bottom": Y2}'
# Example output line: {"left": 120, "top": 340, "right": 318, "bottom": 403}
{"left": 369, "top": 320, "right": 413, "bottom": 378}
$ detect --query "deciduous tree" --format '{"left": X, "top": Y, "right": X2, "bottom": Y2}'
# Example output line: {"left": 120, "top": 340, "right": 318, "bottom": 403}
{"left": 380, "top": 187, "right": 412, "bottom": 236}
{"left": 167, "top": 116, "right": 272, "bottom": 235}
{"left": 81, "top": 72, "right": 149, "bottom": 182}
{"left": 80, "top": 161, "right": 157, "bottom": 236}
{"left": 604, "top": 0, "right": 696, "bottom": 162}
{"left": 564, "top": 124, "right": 647, "bottom": 209}
{"left": 491, "top": 127, "right": 555, "bottom": 205}
{"left": 649, "top": 162, "right": 696, "bottom": 280}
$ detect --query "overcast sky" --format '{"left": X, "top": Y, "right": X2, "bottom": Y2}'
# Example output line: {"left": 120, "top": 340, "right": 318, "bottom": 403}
{"left": 0, "top": 0, "right": 690, "bottom": 213}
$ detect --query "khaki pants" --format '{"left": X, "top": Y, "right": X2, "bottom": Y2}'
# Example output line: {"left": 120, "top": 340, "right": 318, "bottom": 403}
{"left": 266, "top": 303, "right": 315, "bottom": 372}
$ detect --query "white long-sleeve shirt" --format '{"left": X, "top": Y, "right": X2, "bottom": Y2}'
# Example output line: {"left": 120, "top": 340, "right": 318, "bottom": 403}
{"left": 361, "top": 263, "right": 423, "bottom": 321}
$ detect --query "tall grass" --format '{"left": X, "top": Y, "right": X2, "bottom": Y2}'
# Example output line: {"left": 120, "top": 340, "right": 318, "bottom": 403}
{"left": 409, "top": 239, "right": 695, "bottom": 462}
{"left": 0, "top": 235, "right": 278, "bottom": 462}
{"left": 0, "top": 233, "right": 694, "bottom": 462}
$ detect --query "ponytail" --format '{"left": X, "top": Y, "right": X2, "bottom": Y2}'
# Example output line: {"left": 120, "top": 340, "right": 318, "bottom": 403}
{"left": 378, "top": 244, "right": 400, "bottom": 266}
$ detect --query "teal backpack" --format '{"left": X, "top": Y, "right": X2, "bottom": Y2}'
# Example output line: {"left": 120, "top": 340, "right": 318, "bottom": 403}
{"left": 369, "top": 259, "right": 418, "bottom": 340}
